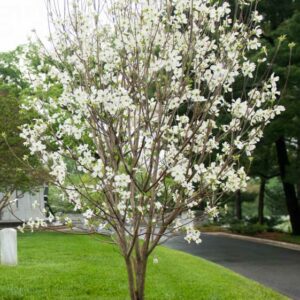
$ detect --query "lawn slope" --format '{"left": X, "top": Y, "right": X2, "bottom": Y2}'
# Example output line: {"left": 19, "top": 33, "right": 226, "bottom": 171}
{"left": 0, "top": 232, "right": 288, "bottom": 300}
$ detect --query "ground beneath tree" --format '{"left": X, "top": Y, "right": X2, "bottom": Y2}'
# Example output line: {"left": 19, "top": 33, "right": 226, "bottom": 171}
{"left": 0, "top": 232, "right": 284, "bottom": 300}
{"left": 165, "top": 233, "right": 300, "bottom": 300}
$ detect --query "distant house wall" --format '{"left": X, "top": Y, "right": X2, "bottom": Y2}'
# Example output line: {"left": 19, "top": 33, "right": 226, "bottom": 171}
{"left": 0, "top": 188, "right": 45, "bottom": 223}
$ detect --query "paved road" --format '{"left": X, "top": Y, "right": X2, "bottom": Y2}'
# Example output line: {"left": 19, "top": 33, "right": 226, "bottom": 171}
{"left": 165, "top": 233, "right": 300, "bottom": 300}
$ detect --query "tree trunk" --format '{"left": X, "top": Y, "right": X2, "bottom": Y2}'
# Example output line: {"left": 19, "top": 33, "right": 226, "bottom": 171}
{"left": 258, "top": 177, "right": 266, "bottom": 225}
{"left": 235, "top": 189, "right": 242, "bottom": 220}
{"left": 125, "top": 256, "right": 148, "bottom": 300}
{"left": 125, "top": 258, "right": 136, "bottom": 300}
{"left": 297, "top": 139, "right": 300, "bottom": 201}
{"left": 135, "top": 258, "right": 147, "bottom": 300}
{"left": 276, "top": 136, "right": 300, "bottom": 235}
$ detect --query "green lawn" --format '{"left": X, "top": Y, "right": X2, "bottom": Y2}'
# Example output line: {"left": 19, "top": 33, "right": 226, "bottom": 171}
{"left": 0, "top": 232, "right": 288, "bottom": 300}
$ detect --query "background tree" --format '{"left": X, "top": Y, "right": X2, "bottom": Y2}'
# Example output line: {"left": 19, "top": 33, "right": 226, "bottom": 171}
{"left": 0, "top": 50, "right": 46, "bottom": 218}
{"left": 248, "top": 2, "right": 300, "bottom": 234}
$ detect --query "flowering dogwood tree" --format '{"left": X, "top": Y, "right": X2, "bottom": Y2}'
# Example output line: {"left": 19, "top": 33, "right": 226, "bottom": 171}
{"left": 19, "top": 0, "right": 284, "bottom": 299}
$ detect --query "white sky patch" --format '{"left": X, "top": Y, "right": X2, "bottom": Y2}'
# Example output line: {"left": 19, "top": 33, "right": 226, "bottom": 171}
{"left": 0, "top": 0, "right": 49, "bottom": 52}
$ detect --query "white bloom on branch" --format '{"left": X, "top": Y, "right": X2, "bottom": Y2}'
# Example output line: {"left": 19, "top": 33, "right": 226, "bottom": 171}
{"left": 48, "top": 213, "right": 55, "bottom": 223}
{"left": 242, "top": 61, "right": 256, "bottom": 78}
{"left": 205, "top": 205, "right": 220, "bottom": 220}
{"left": 32, "top": 200, "right": 39, "bottom": 209}
{"left": 83, "top": 209, "right": 94, "bottom": 219}
{"left": 184, "top": 225, "right": 202, "bottom": 244}
{"left": 154, "top": 202, "right": 163, "bottom": 210}
{"left": 153, "top": 257, "right": 159, "bottom": 264}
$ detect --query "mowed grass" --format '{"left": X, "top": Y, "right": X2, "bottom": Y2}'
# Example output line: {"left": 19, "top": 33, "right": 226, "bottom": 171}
{"left": 0, "top": 232, "right": 288, "bottom": 300}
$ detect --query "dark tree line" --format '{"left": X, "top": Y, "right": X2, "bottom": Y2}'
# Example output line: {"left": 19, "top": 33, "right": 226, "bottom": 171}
{"left": 234, "top": 0, "right": 300, "bottom": 235}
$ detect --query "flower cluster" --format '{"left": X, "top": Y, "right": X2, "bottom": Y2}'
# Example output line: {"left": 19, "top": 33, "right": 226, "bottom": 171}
{"left": 18, "top": 0, "right": 283, "bottom": 248}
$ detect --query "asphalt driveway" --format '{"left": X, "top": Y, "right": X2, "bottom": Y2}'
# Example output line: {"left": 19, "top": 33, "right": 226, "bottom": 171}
{"left": 165, "top": 233, "right": 300, "bottom": 299}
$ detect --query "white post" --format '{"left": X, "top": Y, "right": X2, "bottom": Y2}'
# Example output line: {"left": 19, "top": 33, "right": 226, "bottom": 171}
{"left": 0, "top": 228, "right": 18, "bottom": 266}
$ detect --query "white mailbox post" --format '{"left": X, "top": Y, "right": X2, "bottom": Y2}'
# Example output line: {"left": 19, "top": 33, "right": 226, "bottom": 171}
{"left": 0, "top": 228, "right": 18, "bottom": 266}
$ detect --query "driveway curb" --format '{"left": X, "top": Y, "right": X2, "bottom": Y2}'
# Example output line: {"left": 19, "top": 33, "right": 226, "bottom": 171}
{"left": 206, "top": 232, "right": 300, "bottom": 252}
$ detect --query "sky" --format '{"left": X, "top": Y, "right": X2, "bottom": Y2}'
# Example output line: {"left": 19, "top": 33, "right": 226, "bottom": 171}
{"left": 0, "top": 0, "right": 49, "bottom": 52}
